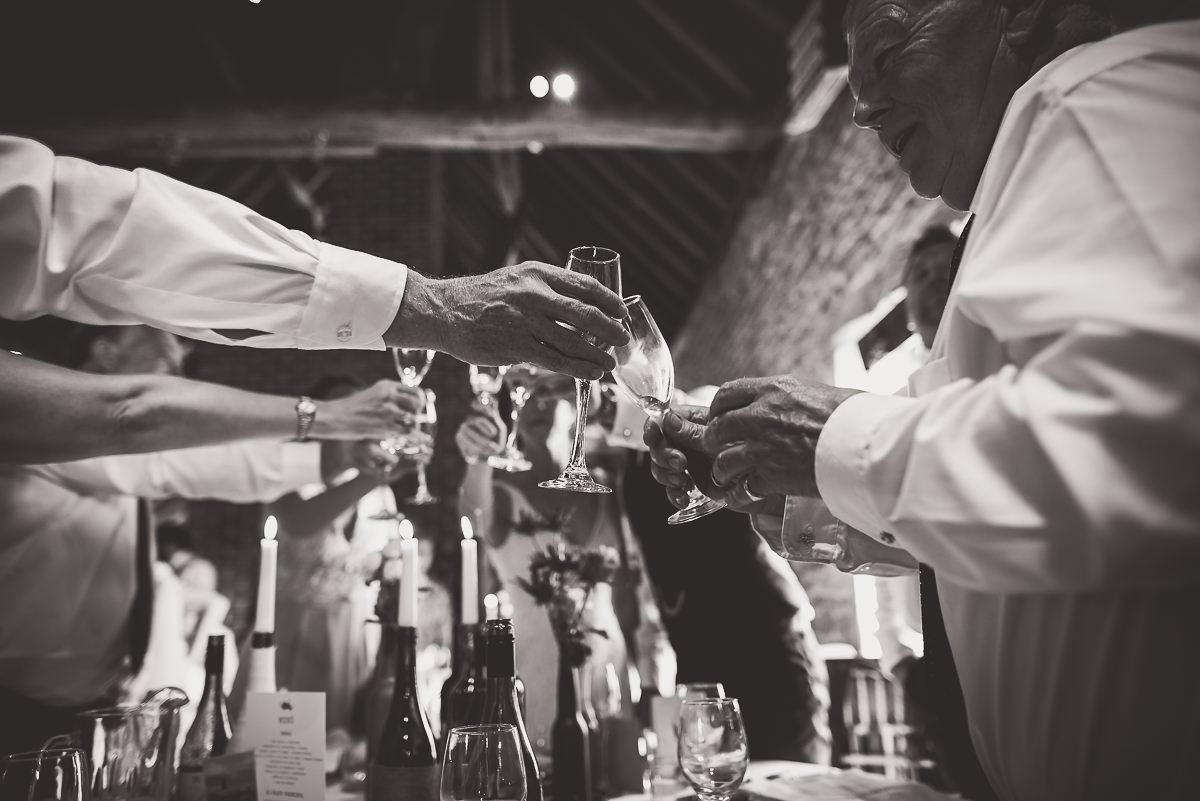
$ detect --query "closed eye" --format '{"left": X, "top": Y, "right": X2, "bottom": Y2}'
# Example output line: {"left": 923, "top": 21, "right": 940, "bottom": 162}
{"left": 874, "top": 43, "right": 903, "bottom": 75}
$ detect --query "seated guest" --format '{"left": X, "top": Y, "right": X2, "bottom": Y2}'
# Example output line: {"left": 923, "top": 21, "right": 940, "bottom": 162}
{"left": 0, "top": 324, "right": 400, "bottom": 755}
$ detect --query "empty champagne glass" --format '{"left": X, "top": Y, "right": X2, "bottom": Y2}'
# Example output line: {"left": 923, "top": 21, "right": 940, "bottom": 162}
{"left": 487, "top": 364, "right": 538, "bottom": 473}
{"left": 440, "top": 724, "right": 527, "bottom": 801}
{"left": 677, "top": 699, "right": 748, "bottom": 801}
{"left": 370, "top": 348, "right": 435, "bottom": 519}
{"left": 539, "top": 246, "right": 622, "bottom": 494}
{"left": 0, "top": 748, "right": 89, "bottom": 801}
{"left": 404, "top": 388, "right": 438, "bottom": 505}
{"left": 611, "top": 296, "right": 726, "bottom": 524}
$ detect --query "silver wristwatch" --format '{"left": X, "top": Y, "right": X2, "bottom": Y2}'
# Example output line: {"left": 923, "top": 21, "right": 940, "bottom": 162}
{"left": 294, "top": 396, "right": 317, "bottom": 441}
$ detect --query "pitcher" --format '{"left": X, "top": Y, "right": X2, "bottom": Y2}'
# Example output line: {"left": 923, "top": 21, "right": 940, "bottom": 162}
{"left": 76, "top": 688, "right": 188, "bottom": 801}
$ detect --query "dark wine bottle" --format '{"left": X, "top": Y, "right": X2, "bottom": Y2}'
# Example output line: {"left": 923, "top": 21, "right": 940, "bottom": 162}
{"left": 481, "top": 619, "right": 544, "bottom": 801}
{"left": 177, "top": 635, "right": 232, "bottom": 801}
{"left": 552, "top": 657, "right": 593, "bottom": 801}
{"left": 368, "top": 626, "right": 437, "bottom": 800}
{"left": 440, "top": 622, "right": 485, "bottom": 751}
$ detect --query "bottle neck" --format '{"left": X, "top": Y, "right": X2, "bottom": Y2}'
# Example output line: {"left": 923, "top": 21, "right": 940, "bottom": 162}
{"left": 392, "top": 626, "right": 419, "bottom": 695}
{"left": 452, "top": 624, "right": 478, "bottom": 677}
{"left": 557, "top": 659, "right": 584, "bottom": 715}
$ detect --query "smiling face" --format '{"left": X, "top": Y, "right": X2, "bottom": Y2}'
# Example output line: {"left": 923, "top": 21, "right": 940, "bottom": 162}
{"left": 845, "top": 0, "right": 1023, "bottom": 210}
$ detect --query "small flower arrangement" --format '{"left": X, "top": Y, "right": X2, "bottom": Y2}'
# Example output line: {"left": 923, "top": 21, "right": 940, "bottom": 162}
{"left": 515, "top": 511, "right": 620, "bottom": 667}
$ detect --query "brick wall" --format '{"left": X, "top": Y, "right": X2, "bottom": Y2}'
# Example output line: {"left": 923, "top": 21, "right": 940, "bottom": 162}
{"left": 182, "top": 151, "right": 476, "bottom": 640}
{"left": 673, "top": 89, "right": 959, "bottom": 646}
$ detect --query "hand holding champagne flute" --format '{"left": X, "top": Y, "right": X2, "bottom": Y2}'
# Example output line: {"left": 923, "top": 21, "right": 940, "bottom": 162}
{"left": 539, "top": 246, "right": 622, "bottom": 494}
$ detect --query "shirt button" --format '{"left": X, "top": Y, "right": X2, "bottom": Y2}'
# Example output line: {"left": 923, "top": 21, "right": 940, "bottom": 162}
{"left": 881, "top": 532, "right": 896, "bottom": 545}
{"left": 336, "top": 323, "right": 353, "bottom": 342}
{"left": 622, "top": 428, "right": 633, "bottom": 438}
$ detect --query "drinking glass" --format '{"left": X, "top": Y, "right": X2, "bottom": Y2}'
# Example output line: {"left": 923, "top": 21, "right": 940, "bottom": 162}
{"left": 611, "top": 296, "right": 726, "bottom": 523}
{"left": 677, "top": 683, "right": 726, "bottom": 703}
{"left": 466, "top": 365, "right": 510, "bottom": 467}
{"left": 440, "top": 724, "right": 527, "bottom": 801}
{"left": 404, "top": 388, "right": 438, "bottom": 505}
{"left": 677, "top": 699, "right": 748, "bottom": 801}
{"left": 370, "top": 348, "right": 435, "bottom": 519}
{"left": 486, "top": 364, "right": 539, "bottom": 473}
{"left": 0, "top": 748, "right": 89, "bottom": 801}
{"left": 539, "top": 246, "right": 622, "bottom": 494}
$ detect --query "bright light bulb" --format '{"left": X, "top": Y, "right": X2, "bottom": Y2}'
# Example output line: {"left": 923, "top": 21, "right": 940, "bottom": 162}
{"left": 552, "top": 73, "right": 576, "bottom": 100}
{"left": 529, "top": 75, "right": 550, "bottom": 98}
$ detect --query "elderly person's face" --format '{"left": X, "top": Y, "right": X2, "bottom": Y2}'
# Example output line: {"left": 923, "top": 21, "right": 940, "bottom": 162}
{"left": 846, "top": 0, "right": 1025, "bottom": 210}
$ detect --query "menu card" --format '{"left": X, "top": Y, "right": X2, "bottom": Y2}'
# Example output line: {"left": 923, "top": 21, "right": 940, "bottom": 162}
{"left": 235, "top": 691, "right": 326, "bottom": 801}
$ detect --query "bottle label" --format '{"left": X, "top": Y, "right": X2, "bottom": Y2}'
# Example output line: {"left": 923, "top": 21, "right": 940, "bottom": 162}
{"left": 367, "top": 765, "right": 438, "bottom": 801}
{"left": 176, "top": 766, "right": 207, "bottom": 801}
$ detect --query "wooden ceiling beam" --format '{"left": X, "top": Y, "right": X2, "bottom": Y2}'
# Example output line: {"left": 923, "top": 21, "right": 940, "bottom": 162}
{"left": 630, "top": 0, "right": 757, "bottom": 102}
{"left": 26, "top": 106, "right": 779, "bottom": 158}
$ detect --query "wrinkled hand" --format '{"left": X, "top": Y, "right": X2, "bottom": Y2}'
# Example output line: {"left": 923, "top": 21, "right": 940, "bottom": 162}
{"left": 389, "top": 264, "right": 630, "bottom": 380}
{"left": 316, "top": 380, "right": 422, "bottom": 441}
{"left": 455, "top": 399, "right": 506, "bottom": 464}
{"left": 641, "top": 405, "right": 778, "bottom": 516}
{"left": 703, "top": 375, "right": 859, "bottom": 498}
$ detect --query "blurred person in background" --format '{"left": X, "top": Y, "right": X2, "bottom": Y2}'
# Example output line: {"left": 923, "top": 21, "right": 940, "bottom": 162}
{"left": 0, "top": 323, "right": 407, "bottom": 755}
{"left": 601, "top": 385, "right": 832, "bottom": 764}
{"left": 455, "top": 372, "right": 673, "bottom": 763}
{"left": 264, "top": 374, "right": 431, "bottom": 737}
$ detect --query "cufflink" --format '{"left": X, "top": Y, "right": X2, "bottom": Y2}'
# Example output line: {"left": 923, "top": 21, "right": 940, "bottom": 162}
{"left": 881, "top": 532, "right": 896, "bottom": 545}
{"left": 336, "top": 323, "right": 353, "bottom": 342}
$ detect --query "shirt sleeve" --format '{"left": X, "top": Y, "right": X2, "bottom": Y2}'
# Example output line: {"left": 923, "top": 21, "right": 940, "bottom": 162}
{"left": 0, "top": 136, "right": 405, "bottom": 349}
{"left": 39, "top": 441, "right": 322, "bottom": 502}
{"left": 814, "top": 56, "right": 1200, "bottom": 594}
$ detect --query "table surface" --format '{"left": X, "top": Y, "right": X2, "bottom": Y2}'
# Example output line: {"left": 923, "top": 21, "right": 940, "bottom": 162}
{"left": 328, "top": 761, "right": 961, "bottom": 801}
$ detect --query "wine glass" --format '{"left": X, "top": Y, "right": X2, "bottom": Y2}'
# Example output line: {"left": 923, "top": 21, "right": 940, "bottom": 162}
{"left": 370, "top": 348, "right": 436, "bottom": 519}
{"left": 677, "top": 699, "right": 748, "bottom": 801}
{"left": 404, "top": 388, "right": 438, "bottom": 505}
{"left": 611, "top": 295, "right": 726, "bottom": 524}
{"left": 440, "top": 724, "right": 527, "bottom": 801}
{"left": 466, "top": 365, "right": 512, "bottom": 467}
{"left": 677, "top": 683, "right": 726, "bottom": 703}
{"left": 487, "top": 364, "right": 539, "bottom": 473}
{"left": 0, "top": 748, "right": 89, "bottom": 801}
{"left": 539, "top": 246, "right": 622, "bottom": 494}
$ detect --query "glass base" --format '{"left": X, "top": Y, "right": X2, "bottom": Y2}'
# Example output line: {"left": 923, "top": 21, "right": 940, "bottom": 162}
{"left": 487, "top": 451, "right": 533, "bottom": 473}
{"left": 405, "top": 490, "right": 438, "bottom": 506}
{"left": 667, "top": 497, "right": 726, "bottom": 525}
{"left": 538, "top": 465, "right": 611, "bottom": 493}
{"left": 369, "top": 509, "right": 402, "bottom": 520}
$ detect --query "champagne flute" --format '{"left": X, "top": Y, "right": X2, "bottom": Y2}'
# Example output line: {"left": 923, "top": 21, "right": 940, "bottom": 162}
{"left": 677, "top": 699, "right": 748, "bottom": 801}
{"left": 370, "top": 348, "right": 436, "bottom": 519}
{"left": 487, "top": 364, "right": 539, "bottom": 473}
{"left": 0, "top": 748, "right": 89, "bottom": 801}
{"left": 466, "top": 365, "right": 514, "bottom": 467}
{"left": 440, "top": 724, "right": 527, "bottom": 801}
{"left": 405, "top": 388, "right": 438, "bottom": 505}
{"left": 539, "top": 246, "right": 622, "bottom": 494}
{"left": 611, "top": 295, "right": 726, "bottom": 524}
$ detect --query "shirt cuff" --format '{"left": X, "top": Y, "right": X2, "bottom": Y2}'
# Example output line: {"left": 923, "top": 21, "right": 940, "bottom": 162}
{"left": 814, "top": 392, "right": 912, "bottom": 538}
{"left": 297, "top": 241, "right": 407, "bottom": 350}
{"left": 605, "top": 394, "right": 649, "bottom": 451}
{"left": 279, "top": 442, "right": 323, "bottom": 490}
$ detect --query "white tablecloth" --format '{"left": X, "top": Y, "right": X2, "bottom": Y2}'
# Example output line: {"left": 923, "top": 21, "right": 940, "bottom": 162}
{"left": 612, "top": 761, "right": 962, "bottom": 801}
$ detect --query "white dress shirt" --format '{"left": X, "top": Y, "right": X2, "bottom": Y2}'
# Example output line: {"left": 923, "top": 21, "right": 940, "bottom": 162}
{"left": 782, "top": 21, "right": 1200, "bottom": 801}
{"left": 0, "top": 137, "right": 406, "bottom": 348}
{"left": 0, "top": 440, "right": 319, "bottom": 705}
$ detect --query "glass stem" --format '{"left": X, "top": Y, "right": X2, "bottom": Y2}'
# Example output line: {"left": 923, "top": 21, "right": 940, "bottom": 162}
{"left": 567, "top": 379, "right": 592, "bottom": 471}
{"left": 505, "top": 395, "right": 526, "bottom": 453}
{"left": 416, "top": 463, "right": 431, "bottom": 497}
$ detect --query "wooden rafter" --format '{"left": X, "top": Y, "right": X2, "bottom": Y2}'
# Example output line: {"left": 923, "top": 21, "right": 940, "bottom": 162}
{"left": 25, "top": 106, "right": 781, "bottom": 159}
{"left": 630, "top": 0, "right": 756, "bottom": 101}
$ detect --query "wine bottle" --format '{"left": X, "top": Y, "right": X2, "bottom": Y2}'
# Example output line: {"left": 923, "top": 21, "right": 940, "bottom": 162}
{"left": 177, "top": 635, "right": 233, "bottom": 801}
{"left": 365, "top": 622, "right": 399, "bottom": 765}
{"left": 481, "top": 619, "right": 544, "bottom": 801}
{"left": 440, "top": 623, "right": 485, "bottom": 752}
{"left": 368, "top": 625, "right": 437, "bottom": 800}
{"left": 553, "top": 658, "right": 593, "bottom": 801}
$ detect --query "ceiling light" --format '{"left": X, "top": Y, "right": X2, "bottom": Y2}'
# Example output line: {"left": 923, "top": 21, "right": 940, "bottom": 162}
{"left": 551, "top": 73, "right": 576, "bottom": 101}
